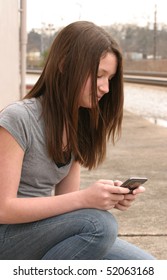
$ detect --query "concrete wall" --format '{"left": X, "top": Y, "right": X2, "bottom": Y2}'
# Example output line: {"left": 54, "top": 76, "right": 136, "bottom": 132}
{"left": 0, "top": 0, "right": 20, "bottom": 110}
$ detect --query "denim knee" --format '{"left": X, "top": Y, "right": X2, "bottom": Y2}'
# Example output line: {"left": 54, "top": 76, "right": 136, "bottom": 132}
{"left": 81, "top": 209, "right": 118, "bottom": 258}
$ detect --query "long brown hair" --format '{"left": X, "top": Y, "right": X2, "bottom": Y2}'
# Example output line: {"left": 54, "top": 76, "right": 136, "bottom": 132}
{"left": 25, "top": 21, "right": 124, "bottom": 169}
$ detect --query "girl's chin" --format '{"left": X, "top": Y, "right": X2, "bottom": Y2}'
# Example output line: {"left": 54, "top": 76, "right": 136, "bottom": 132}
{"left": 79, "top": 98, "right": 100, "bottom": 108}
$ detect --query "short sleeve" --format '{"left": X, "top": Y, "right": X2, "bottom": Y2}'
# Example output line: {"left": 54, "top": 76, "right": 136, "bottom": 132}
{"left": 0, "top": 102, "right": 31, "bottom": 151}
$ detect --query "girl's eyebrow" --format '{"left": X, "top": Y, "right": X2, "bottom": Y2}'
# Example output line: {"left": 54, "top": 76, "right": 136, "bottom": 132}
{"left": 98, "top": 69, "right": 107, "bottom": 73}
{"left": 98, "top": 68, "right": 114, "bottom": 74}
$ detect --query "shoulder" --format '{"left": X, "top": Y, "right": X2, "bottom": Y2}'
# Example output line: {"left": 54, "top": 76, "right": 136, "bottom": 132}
{"left": 0, "top": 98, "right": 42, "bottom": 123}
{"left": 0, "top": 100, "right": 32, "bottom": 151}
{"left": 0, "top": 100, "right": 30, "bottom": 121}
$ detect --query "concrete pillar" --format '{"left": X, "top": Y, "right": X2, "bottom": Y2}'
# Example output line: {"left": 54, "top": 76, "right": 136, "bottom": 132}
{"left": 0, "top": 0, "right": 20, "bottom": 110}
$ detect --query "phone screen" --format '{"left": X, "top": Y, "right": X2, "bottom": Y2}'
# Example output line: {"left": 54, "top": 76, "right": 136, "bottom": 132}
{"left": 121, "top": 177, "right": 148, "bottom": 190}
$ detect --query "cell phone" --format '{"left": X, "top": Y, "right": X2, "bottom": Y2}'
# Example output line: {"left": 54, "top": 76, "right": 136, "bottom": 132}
{"left": 120, "top": 177, "right": 148, "bottom": 192}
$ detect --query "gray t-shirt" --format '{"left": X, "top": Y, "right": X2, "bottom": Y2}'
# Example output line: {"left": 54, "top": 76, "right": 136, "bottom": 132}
{"left": 0, "top": 98, "right": 74, "bottom": 198}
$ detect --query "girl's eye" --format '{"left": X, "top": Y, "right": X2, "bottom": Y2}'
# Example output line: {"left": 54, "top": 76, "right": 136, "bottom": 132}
{"left": 97, "top": 74, "right": 114, "bottom": 80}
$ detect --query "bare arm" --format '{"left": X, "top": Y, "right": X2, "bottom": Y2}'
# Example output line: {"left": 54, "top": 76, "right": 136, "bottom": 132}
{"left": 0, "top": 128, "right": 130, "bottom": 224}
{"left": 0, "top": 128, "right": 83, "bottom": 224}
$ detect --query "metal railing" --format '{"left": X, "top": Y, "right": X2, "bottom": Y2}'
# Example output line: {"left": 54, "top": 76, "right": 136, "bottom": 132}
{"left": 26, "top": 70, "right": 167, "bottom": 88}
{"left": 124, "top": 71, "right": 167, "bottom": 87}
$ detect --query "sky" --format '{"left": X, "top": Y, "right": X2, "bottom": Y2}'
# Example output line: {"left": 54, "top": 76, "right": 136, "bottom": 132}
{"left": 27, "top": 0, "right": 167, "bottom": 32}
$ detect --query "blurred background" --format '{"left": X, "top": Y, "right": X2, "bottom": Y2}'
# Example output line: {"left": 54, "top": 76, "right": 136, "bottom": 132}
{"left": 26, "top": 0, "right": 167, "bottom": 70}
{"left": 0, "top": 0, "right": 166, "bottom": 114}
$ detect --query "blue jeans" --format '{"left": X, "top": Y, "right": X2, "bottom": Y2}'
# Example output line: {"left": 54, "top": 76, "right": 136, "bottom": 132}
{"left": 0, "top": 209, "right": 155, "bottom": 260}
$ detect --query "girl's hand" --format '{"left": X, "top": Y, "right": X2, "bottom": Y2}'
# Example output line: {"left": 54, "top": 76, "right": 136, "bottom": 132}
{"left": 82, "top": 179, "right": 129, "bottom": 211}
{"left": 114, "top": 184, "right": 145, "bottom": 211}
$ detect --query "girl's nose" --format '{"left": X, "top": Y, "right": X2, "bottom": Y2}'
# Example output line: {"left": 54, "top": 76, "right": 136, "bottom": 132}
{"left": 99, "top": 80, "right": 109, "bottom": 94}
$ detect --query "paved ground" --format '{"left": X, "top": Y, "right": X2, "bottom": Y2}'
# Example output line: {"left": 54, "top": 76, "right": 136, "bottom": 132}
{"left": 80, "top": 110, "right": 167, "bottom": 260}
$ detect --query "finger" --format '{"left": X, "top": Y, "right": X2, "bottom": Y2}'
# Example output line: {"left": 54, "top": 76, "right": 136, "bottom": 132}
{"left": 133, "top": 186, "right": 145, "bottom": 195}
{"left": 118, "top": 199, "right": 132, "bottom": 207}
{"left": 111, "top": 193, "right": 126, "bottom": 201}
{"left": 111, "top": 186, "right": 130, "bottom": 194}
{"left": 114, "top": 203, "right": 129, "bottom": 211}
{"left": 114, "top": 180, "right": 122, "bottom": 186}
{"left": 124, "top": 193, "right": 136, "bottom": 200}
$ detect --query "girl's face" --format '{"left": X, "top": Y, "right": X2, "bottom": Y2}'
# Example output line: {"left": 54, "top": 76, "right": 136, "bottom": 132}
{"left": 79, "top": 52, "right": 117, "bottom": 108}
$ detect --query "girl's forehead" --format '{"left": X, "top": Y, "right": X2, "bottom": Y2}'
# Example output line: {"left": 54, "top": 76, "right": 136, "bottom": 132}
{"left": 98, "top": 53, "right": 117, "bottom": 75}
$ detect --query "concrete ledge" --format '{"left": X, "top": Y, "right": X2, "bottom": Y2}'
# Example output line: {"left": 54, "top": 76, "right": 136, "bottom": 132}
{"left": 81, "top": 110, "right": 167, "bottom": 260}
